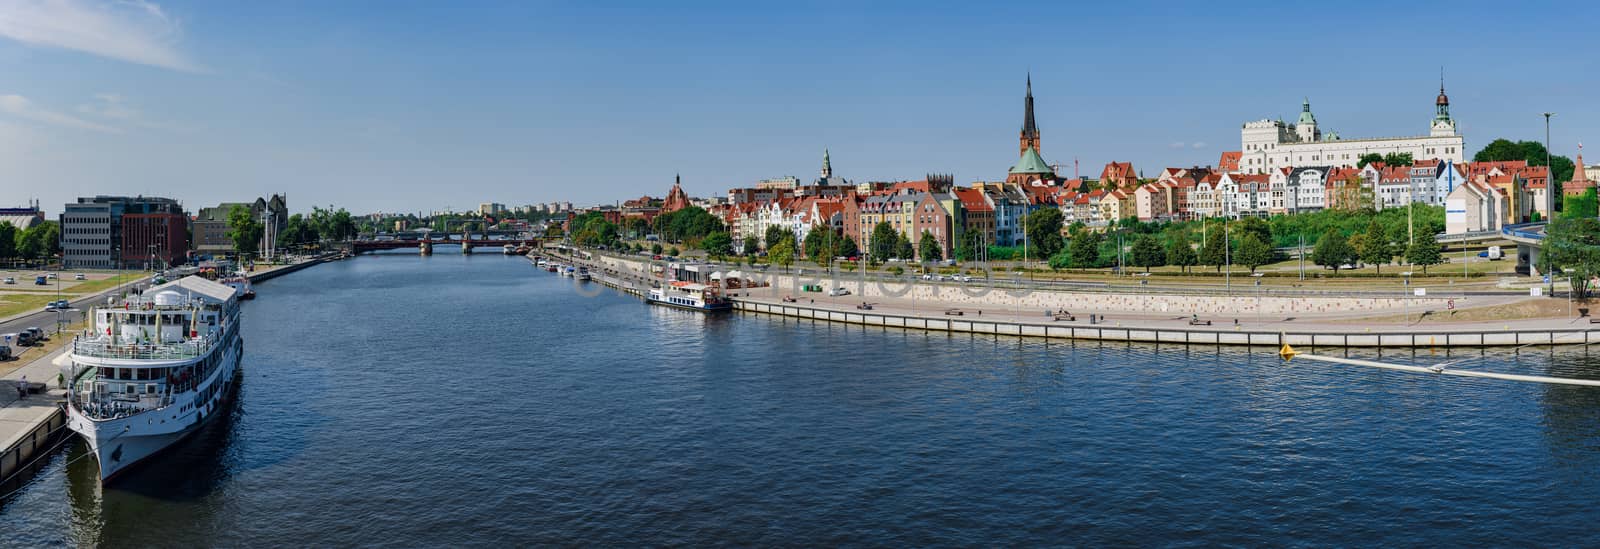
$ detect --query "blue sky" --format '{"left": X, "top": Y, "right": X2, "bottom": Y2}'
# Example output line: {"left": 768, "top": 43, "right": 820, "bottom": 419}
{"left": 1, "top": 0, "right": 1594, "bottom": 216}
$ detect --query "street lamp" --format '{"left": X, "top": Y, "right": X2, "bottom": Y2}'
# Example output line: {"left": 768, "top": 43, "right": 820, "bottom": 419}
{"left": 1543, "top": 111, "right": 1556, "bottom": 297}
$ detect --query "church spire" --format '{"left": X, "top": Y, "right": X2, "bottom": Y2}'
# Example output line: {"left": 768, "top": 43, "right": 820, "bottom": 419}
{"left": 821, "top": 149, "right": 832, "bottom": 179}
{"left": 1020, "top": 73, "right": 1040, "bottom": 157}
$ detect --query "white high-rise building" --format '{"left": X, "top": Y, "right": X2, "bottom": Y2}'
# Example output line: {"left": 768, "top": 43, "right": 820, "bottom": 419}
{"left": 1238, "top": 84, "right": 1465, "bottom": 174}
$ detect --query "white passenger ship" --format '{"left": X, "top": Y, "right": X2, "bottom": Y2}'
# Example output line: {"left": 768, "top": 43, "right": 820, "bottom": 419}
{"left": 61, "top": 276, "right": 245, "bottom": 482}
{"left": 646, "top": 281, "right": 732, "bottom": 312}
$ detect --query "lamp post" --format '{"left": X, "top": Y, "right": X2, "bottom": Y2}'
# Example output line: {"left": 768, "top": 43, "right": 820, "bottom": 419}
{"left": 1544, "top": 111, "right": 1556, "bottom": 297}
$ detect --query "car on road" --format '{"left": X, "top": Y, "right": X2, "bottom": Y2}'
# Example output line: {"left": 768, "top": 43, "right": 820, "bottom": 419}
{"left": 46, "top": 273, "right": 56, "bottom": 279}
{"left": 828, "top": 288, "right": 851, "bottom": 296}
{"left": 24, "top": 327, "right": 43, "bottom": 343}
{"left": 44, "top": 303, "right": 57, "bottom": 312}
{"left": 34, "top": 275, "right": 47, "bottom": 285}
{"left": 2, "top": 277, "right": 13, "bottom": 284}
{"left": 0, "top": 344, "right": 10, "bottom": 360}
{"left": 74, "top": 273, "right": 86, "bottom": 280}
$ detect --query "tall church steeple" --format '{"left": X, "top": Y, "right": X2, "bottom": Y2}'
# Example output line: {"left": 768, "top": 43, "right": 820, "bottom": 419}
{"left": 1431, "top": 71, "right": 1457, "bottom": 137}
{"left": 1020, "top": 73, "right": 1040, "bottom": 157}
{"left": 821, "top": 149, "right": 832, "bottom": 179}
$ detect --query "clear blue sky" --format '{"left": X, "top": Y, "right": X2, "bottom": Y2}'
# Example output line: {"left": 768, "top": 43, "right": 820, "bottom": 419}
{"left": 1, "top": 0, "right": 1593, "bottom": 216}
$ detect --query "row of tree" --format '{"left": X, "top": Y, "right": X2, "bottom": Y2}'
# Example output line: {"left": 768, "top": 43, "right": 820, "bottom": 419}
{"left": 0, "top": 222, "right": 61, "bottom": 262}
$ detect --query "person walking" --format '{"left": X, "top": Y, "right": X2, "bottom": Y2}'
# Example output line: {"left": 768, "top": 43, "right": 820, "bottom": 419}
{"left": 17, "top": 375, "right": 28, "bottom": 399}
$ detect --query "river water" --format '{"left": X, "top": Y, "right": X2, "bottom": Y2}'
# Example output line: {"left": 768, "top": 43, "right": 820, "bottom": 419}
{"left": 3, "top": 253, "right": 1600, "bottom": 546}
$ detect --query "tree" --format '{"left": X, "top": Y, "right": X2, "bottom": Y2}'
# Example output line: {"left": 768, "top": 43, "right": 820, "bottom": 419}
{"left": 955, "top": 229, "right": 982, "bottom": 261}
{"left": 1129, "top": 234, "right": 1165, "bottom": 273}
{"left": 869, "top": 222, "right": 899, "bottom": 262}
{"left": 1382, "top": 152, "right": 1414, "bottom": 166}
{"left": 700, "top": 231, "right": 733, "bottom": 259}
{"left": 1068, "top": 229, "right": 1102, "bottom": 268}
{"left": 1544, "top": 217, "right": 1600, "bottom": 298}
{"left": 1023, "top": 208, "right": 1065, "bottom": 259}
{"left": 917, "top": 230, "right": 943, "bottom": 262}
{"left": 836, "top": 235, "right": 859, "bottom": 259}
{"left": 803, "top": 227, "right": 832, "bottom": 265}
{"left": 1312, "top": 229, "right": 1355, "bottom": 273}
{"left": 1564, "top": 188, "right": 1599, "bottom": 220}
{"left": 227, "top": 204, "right": 264, "bottom": 258}
{"left": 650, "top": 242, "right": 664, "bottom": 255}
{"left": 741, "top": 236, "right": 759, "bottom": 256}
{"left": 1199, "top": 226, "right": 1229, "bottom": 272}
{"left": 764, "top": 225, "right": 789, "bottom": 251}
{"left": 0, "top": 223, "right": 15, "bottom": 260}
{"left": 1166, "top": 238, "right": 1197, "bottom": 273}
{"left": 1232, "top": 217, "right": 1272, "bottom": 251}
{"left": 1235, "top": 233, "right": 1273, "bottom": 274}
{"left": 1405, "top": 231, "right": 1445, "bottom": 274}
{"left": 667, "top": 246, "right": 680, "bottom": 257}
{"left": 1357, "top": 153, "right": 1385, "bottom": 168}
{"left": 896, "top": 237, "right": 915, "bottom": 260}
{"left": 1357, "top": 220, "right": 1392, "bottom": 273}
{"left": 768, "top": 237, "right": 796, "bottom": 271}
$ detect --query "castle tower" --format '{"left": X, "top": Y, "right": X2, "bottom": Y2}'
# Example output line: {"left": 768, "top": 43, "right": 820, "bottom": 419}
{"left": 1020, "top": 74, "right": 1040, "bottom": 157}
{"left": 821, "top": 149, "right": 832, "bottom": 179}
{"left": 1295, "top": 98, "right": 1319, "bottom": 142}
{"left": 1431, "top": 74, "right": 1457, "bottom": 137}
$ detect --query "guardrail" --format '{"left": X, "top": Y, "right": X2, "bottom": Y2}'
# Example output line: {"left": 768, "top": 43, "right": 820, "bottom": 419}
{"left": 735, "top": 300, "right": 1598, "bottom": 348}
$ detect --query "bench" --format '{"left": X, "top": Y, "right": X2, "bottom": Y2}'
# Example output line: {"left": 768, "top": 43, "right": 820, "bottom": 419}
{"left": 782, "top": 296, "right": 797, "bottom": 303}
{"left": 1053, "top": 314, "right": 1075, "bottom": 322}
{"left": 944, "top": 309, "right": 964, "bottom": 316}
{"left": 1589, "top": 317, "right": 1600, "bottom": 325}
{"left": 1189, "top": 319, "right": 1212, "bottom": 326}
{"left": 856, "top": 303, "right": 874, "bottom": 310}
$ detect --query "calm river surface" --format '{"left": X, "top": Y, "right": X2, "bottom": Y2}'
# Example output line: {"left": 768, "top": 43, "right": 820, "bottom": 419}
{"left": 4, "top": 253, "right": 1600, "bottom": 546}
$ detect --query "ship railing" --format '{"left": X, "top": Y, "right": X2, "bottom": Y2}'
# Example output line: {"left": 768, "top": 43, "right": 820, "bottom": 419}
{"left": 71, "top": 331, "right": 223, "bottom": 360}
{"left": 69, "top": 393, "right": 174, "bottom": 421}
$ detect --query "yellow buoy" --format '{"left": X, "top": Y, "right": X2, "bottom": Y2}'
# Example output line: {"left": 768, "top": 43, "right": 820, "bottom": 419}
{"left": 1279, "top": 343, "right": 1297, "bottom": 361}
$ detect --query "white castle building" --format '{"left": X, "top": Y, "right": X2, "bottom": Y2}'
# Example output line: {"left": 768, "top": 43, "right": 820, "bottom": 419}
{"left": 1237, "top": 84, "right": 1465, "bottom": 174}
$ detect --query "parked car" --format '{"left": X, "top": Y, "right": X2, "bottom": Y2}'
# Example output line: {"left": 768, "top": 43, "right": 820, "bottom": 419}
{"left": 2, "top": 277, "right": 13, "bottom": 284}
{"left": 16, "top": 331, "right": 35, "bottom": 346}
{"left": 0, "top": 344, "right": 10, "bottom": 360}
{"left": 25, "top": 327, "right": 43, "bottom": 341}
{"left": 74, "top": 273, "right": 86, "bottom": 280}
{"left": 828, "top": 288, "right": 851, "bottom": 296}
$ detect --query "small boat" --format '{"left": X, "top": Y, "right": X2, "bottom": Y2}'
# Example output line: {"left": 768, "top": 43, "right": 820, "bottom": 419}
{"left": 576, "top": 267, "right": 591, "bottom": 281}
{"left": 545, "top": 264, "right": 557, "bottom": 273}
{"left": 502, "top": 244, "right": 517, "bottom": 255}
{"left": 220, "top": 273, "right": 255, "bottom": 300}
{"left": 646, "top": 282, "right": 733, "bottom": 312}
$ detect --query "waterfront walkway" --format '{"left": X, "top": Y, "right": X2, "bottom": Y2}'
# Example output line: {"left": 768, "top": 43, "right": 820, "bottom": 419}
{"left": 546, "top": 248, "right": 1599, "bottom": 348}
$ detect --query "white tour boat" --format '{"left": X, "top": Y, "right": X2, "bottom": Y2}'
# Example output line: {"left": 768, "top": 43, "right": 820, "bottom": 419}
{"left": 61, "top": 276, "right": 244, "bottom": 482}
{"left": 220, "top": 272, "right": 255, "bottom": 300}
{"left": 646, "top": 281, "right": 733, "bottom": 312}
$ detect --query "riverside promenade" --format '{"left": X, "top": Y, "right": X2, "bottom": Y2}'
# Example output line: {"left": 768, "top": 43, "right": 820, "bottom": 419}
{"left": 551, "top": 248, "right": 1598, "bottom": 349}
{"left": 0, "top": 255, "right": 334, "bottom": 495}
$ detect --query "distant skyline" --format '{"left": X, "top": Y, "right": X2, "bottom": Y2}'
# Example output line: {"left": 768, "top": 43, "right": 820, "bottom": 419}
{"left": 1, "top": 0, "right": 1595, "bottom": 216}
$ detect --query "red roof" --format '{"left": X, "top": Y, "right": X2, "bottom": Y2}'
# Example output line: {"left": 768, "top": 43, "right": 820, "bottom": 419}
{"left": 1218, "top": 151, "right": 1242, "bottom": 171}
{"left": 952, "top": 187, "right": 992, "bottom": 212}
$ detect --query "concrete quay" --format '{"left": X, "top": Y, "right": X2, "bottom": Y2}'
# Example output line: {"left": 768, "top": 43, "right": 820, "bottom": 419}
{"left": 549, "top": 249, "right": 1599, "bottom": 349}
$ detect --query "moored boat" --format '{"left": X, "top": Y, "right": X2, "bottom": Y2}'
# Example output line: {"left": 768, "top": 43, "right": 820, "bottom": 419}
{"left": 61, "top": 276, "right": 245, "bottom": 482}
{"left": 646, "top": 281, "right": 733, "bottom": 312}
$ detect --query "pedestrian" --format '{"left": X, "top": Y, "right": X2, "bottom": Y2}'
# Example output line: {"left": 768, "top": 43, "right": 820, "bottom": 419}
{"left": 18, "top": 375, "right": 27, "bottom": 399}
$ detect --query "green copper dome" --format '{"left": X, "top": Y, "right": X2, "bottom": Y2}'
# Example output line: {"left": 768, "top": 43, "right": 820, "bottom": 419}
{"left": 1297, "top": 97, "right": 1316, "bottom": 126}
{"left": 1009, "top": 147, "right": 1053, "bottom": 174}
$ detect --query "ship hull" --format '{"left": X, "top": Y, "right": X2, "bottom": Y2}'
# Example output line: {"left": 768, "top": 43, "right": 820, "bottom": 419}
{"left": 69, "top": 344, "right": 242, "bottom": 483}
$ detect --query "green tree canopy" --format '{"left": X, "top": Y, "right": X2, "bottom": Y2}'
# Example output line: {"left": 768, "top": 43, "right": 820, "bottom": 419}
{"left": 955, "top": 229, "right": 982, "bottom": 261}
{"left": 768, "top": 237, "right": 796, "bottom": 270}
{"left": 896, "top": 236, "right": 915, "bottom": 260}
{"left": 764, "top": 225, "right": 790, "bottom": 251}
{"left": 869, "top": 222, "right": 898, "bottom": 261}
{"left": 1563, "top": 188, "right": 1599, "bottom": 220}
{"left": 1166, "top": 238, "right": 1197, "bottom": 273}
{"left": 1544, "top": 217, "right": 1600, "bottom": 298}
{"left": 1312, "top": 228, "right": 1355, "bottom": 273}
{"left": 1069, "top": 229, "right": 1102, "bottom": 268}
{"left": 1023, "top": 208, "right": 1065, "bottom": 259}
{"left": 917, "top": 230, "right": 943, "bottom": 262}
{"left": 1357, "top": 153, "right": 1385, "bottom": 168}
{"left": 1405, "top": 231, "right": 1445, "bottom": 274}
{"left": 836, "top": 235, "right": 860, "bottom": 259}
{"left": 700, "top": 231, "right": 733, "bottom": 258}
{"left": 1357, "top": 220, "right": 1393, "bottom": 273}
{"left": 1382, "top": 152, "right": 1414, "bottom": 166}
{"left": 0, "top": 223, "right": 15, "bottom": 260}
{"left": 227, "top": 204, "right": 264, "bottom": 257}
{"left": 741, "top": 235, "right": 759, "bottom": 256}
{"left": 1199, "top": 225, "right": 1229, "bottom": 272}
{"left": 1235, "top": 233, "right": 1274, "bottom": 274}
{"left": 1129, "top": 234, "right": 1165, "bottom": 273}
